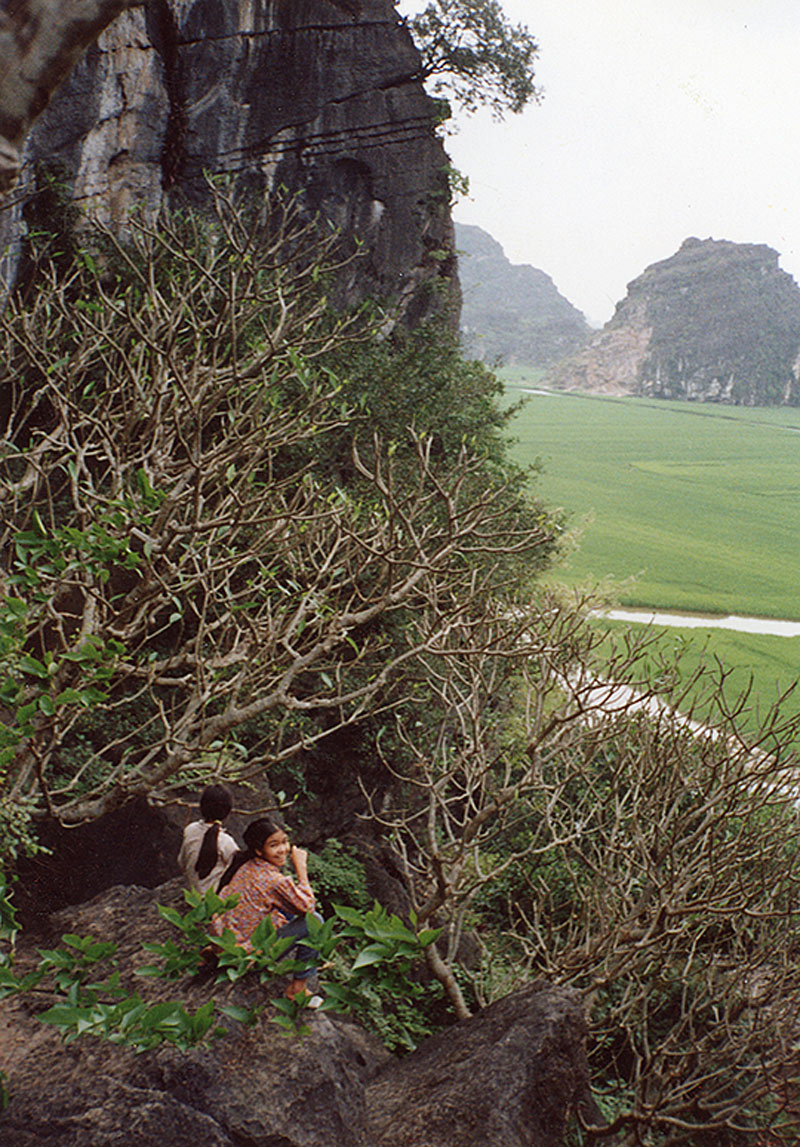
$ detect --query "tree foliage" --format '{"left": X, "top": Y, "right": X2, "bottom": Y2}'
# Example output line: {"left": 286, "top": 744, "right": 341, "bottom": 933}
{"left": 407, "top": 0, "right": 541, "bottom": 118}
{"left": 0, "top": 182, "right": 554, "bottom": 845}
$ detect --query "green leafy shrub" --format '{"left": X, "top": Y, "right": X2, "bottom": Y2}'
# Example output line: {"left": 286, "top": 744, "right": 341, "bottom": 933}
{"left": 308, "top": 840, "right": 370, "bottom": 913}
{"left": 309, "top": 903, "right": 443, "bottom": 1050}
{"left": 0, "top": 882, "right": 446, "bottom": 1063}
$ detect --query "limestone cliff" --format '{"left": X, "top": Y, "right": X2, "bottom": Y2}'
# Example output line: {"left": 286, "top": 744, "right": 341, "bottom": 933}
{"left": 0, "top": 0, "right": 457, "bottom": 325}
{"left": 550, "top": 237, "right": 800, "bottom": 404}
{"left": 457, "top": 222, "right": 589, "bottom": 366}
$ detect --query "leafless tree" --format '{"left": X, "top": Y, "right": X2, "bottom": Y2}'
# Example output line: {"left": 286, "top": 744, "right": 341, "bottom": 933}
{"left": 367, "top": 600, "right": 800, "bottom": 1141}
{"left": 0, "top": 183, "right": 553, "bottom": 843}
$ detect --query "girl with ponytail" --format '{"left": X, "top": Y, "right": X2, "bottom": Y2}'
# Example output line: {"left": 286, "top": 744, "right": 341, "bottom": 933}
{"left": 178, "top": 785, "right": 238, "bottom": 895}
{"left": 212, "top": 815, "right": 323, "bottom": 1005}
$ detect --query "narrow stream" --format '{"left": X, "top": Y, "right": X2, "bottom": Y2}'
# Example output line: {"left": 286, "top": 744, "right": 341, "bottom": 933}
{"left": 605, "top": 609, "right": 800, "bottom": 638}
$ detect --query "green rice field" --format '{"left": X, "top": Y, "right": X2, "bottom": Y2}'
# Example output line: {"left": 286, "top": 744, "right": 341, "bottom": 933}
{"left": 500, "top": 376, "right": 800, "bottom": 731}
{"left": 502, "top": 380, "right": 800, "bottom": 620}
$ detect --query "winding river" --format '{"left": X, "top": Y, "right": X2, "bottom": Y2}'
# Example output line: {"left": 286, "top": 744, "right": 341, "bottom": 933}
{"left": 604, "top": 609, "right": 800, "bottom": 638}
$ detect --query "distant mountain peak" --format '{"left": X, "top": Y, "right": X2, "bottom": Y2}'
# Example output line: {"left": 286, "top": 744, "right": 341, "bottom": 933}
{"left": 455, "top": 223, "right": 590, "bottom": 368}
{"left": 550, "top": 237, "right": 800, "bottom": 404}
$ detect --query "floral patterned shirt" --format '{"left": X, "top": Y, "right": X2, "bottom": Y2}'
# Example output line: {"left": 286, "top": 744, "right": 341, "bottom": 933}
{"left": 210, "top": 856, "right": 315, "bottom": 950}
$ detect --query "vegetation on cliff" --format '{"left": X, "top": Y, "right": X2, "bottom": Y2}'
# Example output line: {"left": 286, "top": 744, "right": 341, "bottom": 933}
{"left": 2, "top": 192, "right": 800, "bottom": 1144}
{"left": 408, "top": 0, "right": 541, "bottom": 118}
{"left": 2, "top": 6, "right": 800, "bottom": 1142}
{"left": 0, "top": 182, "right": 556, "bottom": 850}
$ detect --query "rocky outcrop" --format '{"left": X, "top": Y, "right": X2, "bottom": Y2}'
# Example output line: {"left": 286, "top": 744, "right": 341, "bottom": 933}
{"left": 551, "top": 237, "right": 800, "bottom": 404}
{"left": 0, "top": 0, "right": 140, "bottom": 192}
{"left": 0, "top": 879, "right": 598, "bottom": 1146}
{"left": 368, "top": 981, "right": 596, "bottom": 1147}
{"left": 457, "top": 223, "right": 589, "bottom": 366}
{"left": 0, "top": 0, "right": 457, "bottom": 326}
{"left": 546, "top": 298, "right": 651, "bottom": 397}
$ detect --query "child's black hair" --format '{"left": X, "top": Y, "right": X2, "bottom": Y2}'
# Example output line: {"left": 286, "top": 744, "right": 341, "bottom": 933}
{"left": 217, "top": 814, "right": 285, "bottom": 890}
{"left": 195, "top": 784, "right": 233, "bottom": 881}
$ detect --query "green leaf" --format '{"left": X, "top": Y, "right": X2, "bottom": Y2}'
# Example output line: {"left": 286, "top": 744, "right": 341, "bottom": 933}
{"left": 39, "top": 1003, "right": 85, "bottom": 1027}
{"left": 219, "top": 1003, "right": 259, "bottom": 1025}
{"left": 55, "top": 688, "right": 84, "bottom": 705}
{"left": 16, "top": 701, "right": 38, "bottom": 725}
{"left": 332, "top": 904, "right": 364, "bottom": 926}
{"left": 18, "top": 655, "right": 48, "bottom": 679}
{"left": 156, "top": 905, "right": 185, "bottom": 929}
{"left": 351, "top": 944, "right": 393, "bottom": 970}
{"left": 417, "top": 928, "right": 442, "bottom": 947}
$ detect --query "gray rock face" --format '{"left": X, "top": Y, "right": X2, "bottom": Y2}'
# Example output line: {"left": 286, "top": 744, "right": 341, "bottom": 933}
{"left": 456, "top": 222, "right": 589, "bottom": 366}
{"left": 1, "top": 0, "right": 457, "bottom": 325}
{"left": 551, "top": 237, "right": 800, "bottom": 404}
{"left": 366, "top": 981, "right": 596, "bottom": 1147}
{"left": 0, "top": 880, "right": 596, "bottom": 1146}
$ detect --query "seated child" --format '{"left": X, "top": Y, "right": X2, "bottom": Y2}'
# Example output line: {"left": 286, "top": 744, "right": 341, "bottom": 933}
{"left": 213, "top": 815, "right": 323, "bottom": 1005}
{"left": 178, "top": 784, "right": 239, "bottom": 895}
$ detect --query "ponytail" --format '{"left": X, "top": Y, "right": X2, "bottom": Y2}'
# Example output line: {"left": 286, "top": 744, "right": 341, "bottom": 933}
{"left": 193, "top": 784, "right": 233, "bottom": 881}
{"left": 195, "top": 823, "right": 221, "bottom": 880}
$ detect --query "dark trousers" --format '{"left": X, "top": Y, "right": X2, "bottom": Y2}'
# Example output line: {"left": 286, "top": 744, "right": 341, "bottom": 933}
{"left": 277, "top": 911, "right": 323, "bottom": 981}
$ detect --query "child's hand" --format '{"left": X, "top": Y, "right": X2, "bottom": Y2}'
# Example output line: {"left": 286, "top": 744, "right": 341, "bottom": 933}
{"left": 291, "top": 845, "right": 309, "bottom": 874}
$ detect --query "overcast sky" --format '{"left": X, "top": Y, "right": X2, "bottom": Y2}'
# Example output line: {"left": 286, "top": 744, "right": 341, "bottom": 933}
{"left": 397, "top": 0, "right": 800, "bottom": 326}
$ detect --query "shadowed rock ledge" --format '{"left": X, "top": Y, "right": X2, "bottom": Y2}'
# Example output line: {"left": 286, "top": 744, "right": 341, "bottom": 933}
{"left": 0, "top": 880, "right": 597, "bottom": 1145}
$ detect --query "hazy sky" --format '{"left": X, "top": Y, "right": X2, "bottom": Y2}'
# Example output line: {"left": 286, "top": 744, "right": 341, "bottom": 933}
{"left": 398, "top": 0, "right": 800, "bottom": 326}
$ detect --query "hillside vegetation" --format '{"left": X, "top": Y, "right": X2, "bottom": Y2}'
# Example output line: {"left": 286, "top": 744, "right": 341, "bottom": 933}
{"left": 3, "top": 202, "right": 800, "bottom": 1145}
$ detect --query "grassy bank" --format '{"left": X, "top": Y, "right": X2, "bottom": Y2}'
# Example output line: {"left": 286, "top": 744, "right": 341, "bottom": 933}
{"left": 600, "top": 619, "right": 800, "bottom": 741}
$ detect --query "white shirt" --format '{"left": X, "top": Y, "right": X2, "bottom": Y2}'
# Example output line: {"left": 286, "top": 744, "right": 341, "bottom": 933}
{"left": 178, "top": 820, "right": 239, "bottom": 895}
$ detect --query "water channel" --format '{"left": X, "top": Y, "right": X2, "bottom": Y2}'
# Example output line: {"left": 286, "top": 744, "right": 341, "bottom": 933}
{"left": 605, "top": 609, "right": 800, "bottom": 638}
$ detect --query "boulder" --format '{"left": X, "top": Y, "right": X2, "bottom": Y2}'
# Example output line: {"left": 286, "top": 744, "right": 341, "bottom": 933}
{"left": 0, "top": 880, "right": 597, "bottom": 1146}
{"left": 365, "top": 980, "right": 597, "bottom": 1147}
